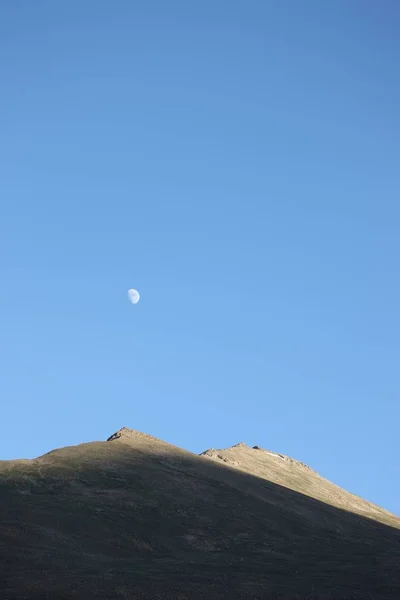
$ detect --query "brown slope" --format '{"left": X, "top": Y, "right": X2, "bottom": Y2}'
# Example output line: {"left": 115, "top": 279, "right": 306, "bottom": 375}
{"left": 0, "top": 427, "right": 399, "bottom": 600}
{"left": 200, "top": 442, "right": 399, "bottom": 529}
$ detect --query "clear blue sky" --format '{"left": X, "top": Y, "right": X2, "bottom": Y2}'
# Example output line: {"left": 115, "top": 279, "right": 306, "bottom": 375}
{"left": 1, "top": 1, "right": 399, "bottom": 514}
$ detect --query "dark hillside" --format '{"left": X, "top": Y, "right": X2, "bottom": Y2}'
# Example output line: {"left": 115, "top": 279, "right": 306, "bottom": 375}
{"left": 1, "top": 428, "right": 399, "bottom": 599}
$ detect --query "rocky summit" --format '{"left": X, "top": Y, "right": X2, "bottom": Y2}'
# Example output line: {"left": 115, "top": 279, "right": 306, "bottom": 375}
{"left": 1, "top": 427, "right": 399, "bottom": 599}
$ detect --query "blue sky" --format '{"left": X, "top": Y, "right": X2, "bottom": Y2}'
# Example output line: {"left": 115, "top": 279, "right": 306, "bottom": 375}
{"left": 1, "top": 1, "right": 399, "bottom": 514}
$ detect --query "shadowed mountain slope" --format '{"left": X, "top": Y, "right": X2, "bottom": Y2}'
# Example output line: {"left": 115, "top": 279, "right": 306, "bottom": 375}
{"left": 1, "top": 427, "right": 399, "bottom": 599}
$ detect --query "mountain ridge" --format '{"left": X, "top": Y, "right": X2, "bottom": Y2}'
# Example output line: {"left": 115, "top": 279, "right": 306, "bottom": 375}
{"left": 1, "top": 427, "right": 399, "bottom": 599}
{"left": 106, "top": 426, "right": 398, "bottom": 525}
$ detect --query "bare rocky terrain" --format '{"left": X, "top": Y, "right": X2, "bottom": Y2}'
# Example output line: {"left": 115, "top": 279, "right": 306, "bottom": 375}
{"left": 1, "top": 427, "right": 399, "bottom": 599}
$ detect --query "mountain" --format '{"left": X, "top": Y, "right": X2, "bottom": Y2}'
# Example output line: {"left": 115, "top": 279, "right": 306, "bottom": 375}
{"left": 1, "top": 427, "right": 399, "bottom": 599}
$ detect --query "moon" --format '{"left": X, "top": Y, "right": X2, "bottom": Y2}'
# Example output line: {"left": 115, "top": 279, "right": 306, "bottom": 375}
{"left": 128, "top": 288, "right": 140, "bottom": 304}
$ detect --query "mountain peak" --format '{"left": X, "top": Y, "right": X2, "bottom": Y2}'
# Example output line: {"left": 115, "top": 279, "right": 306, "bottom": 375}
{"left": 106, "top": 426, "right": 135, "bottom": 441}
{"left": 107, "top": 427, "right": 164, "bottom": 444}
{"left": 105, "top": 427, "right": 181, "bottom": 452}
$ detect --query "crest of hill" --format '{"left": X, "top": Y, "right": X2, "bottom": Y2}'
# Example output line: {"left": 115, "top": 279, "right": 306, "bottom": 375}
{"left": 105, "top": 426, "right": 192, "bottom": 456}
{"left": 107, "top": 427, "right": 171, "bottom": 446}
